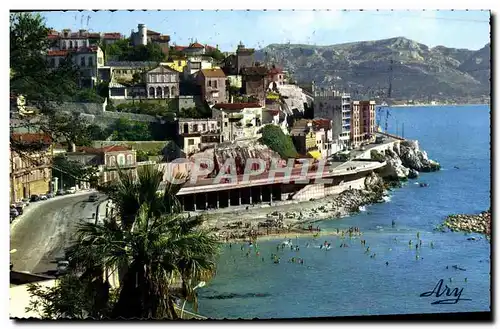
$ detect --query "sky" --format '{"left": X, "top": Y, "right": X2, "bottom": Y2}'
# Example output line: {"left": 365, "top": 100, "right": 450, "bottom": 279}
{"left": 40, "top": 10, "right": 491, "bottom": 52}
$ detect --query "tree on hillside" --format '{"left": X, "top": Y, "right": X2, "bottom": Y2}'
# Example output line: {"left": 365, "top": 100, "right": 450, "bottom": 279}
{"left": 206, "top": 48, "right": 225, "bottom": 62}
{"left": 10, "top": 13, "right": 93, "bottom": 157}
{"left": 27, "top": 165, "right": 220, "bottom": 319}
{"left": 259, "top": 124, "right": 298, "bottom": 159}
{"left": 108, "top": 117, "right": 153, "bottom": 141}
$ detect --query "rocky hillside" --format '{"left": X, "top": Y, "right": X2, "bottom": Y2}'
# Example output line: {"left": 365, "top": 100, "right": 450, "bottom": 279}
{"left": 256, "top": 37, "right": 490, "bottom": 102}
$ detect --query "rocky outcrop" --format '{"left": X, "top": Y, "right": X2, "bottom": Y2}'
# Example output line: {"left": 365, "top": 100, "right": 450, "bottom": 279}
{"left": 374, "top": 149, "right": 409, "bottom": 180}
{"left": 399, "top": 140, "right": 441, "bottom": 172}
{"left": 374, "top": 139, "right": 440, "bottom": 181}
{"left": 213, "top": 139, "right": 284, "bottom": 174}
{"left": 441, "top": 210, "right": 491, "bottom": 236}
{"left": 408, "top": 169, "right": 419, "bottom": 179}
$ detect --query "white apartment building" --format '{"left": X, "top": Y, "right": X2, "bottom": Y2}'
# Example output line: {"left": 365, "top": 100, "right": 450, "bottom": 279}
{"left": 212, "top": 103, "right": 263, "bottom": 142}
{"left": 313, "top": 87, "right": 352, "bottom": 150}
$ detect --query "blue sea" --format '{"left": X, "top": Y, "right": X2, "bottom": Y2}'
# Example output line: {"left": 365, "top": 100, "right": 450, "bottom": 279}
{"left": 197, "top": 105, "right": 491, "bottom": 319}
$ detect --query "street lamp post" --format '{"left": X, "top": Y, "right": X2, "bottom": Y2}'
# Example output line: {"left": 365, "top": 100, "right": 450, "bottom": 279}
{"left": 180, "top": 281, "right": 206, "bottom": 319}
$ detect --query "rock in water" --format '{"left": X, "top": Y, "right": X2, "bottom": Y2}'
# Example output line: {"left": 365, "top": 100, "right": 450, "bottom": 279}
{"left": 408, "top": 168, "right": 419, "bottom": 179}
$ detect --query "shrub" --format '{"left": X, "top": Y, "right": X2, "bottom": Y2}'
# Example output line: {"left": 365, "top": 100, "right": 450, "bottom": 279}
{"left": 260, "top": 124, "right": 298, "bottom": 159}
{"left": 370, "top": 150, "right": 386, "bottom": 163}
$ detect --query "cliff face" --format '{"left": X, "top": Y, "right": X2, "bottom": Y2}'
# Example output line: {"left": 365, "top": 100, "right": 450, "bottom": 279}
{"left": 374, "top": 139, "right": 440, "bottom": 180}
{"left": 191, "top": 139, "right": 284, "bottom": 176}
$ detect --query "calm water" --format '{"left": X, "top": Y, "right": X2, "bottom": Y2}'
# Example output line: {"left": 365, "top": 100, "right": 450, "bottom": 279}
{"left": 197, "top": 105, "right": 491, "bottom": 319}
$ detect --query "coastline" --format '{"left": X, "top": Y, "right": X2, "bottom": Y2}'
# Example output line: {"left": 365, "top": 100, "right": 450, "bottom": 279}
{"left": 199, "top": 186, "right": 384, "bottom": 243}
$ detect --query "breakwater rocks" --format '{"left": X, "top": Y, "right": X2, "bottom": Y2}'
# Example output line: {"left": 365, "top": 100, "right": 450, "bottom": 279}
{"left": 441, "top": 210, "right": 491, "bottom": 236}
{"left": 373, "top": 139, "right": 441, "bottom": 181}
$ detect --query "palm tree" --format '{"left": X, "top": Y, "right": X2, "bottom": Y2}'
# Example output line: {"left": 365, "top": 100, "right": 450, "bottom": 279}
{"left": 66, "top": 165, "right": 219, "bottom": 319}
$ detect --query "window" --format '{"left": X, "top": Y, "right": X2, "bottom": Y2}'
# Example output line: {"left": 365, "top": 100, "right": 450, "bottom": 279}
{"left": 208, "top": 80, "right": 212, "bottom": 87}
{"left": 178, "top": 60, "right": 182, "bottom": 66}
{"left": 88, "top": 57, "right": 93, "bottom": 67}
{"left": 211, "top": 123, "right": 215, "bottom": 130}
{"left": 80, "top": 57, "right": 85, "bottom": 67}
{"left": 214, "top": 80, "right": 218, "bottom": 88}
{"left": 151, "top": 74, "right": 156, "bottom": 83}
{"left": 117, "top": 154, "right": 126, "bottom": 166}
{"left": 188, "top": 139, "right": 194, "bottom": 145}
{"left": 193, "top": 124, "right": 198, "bottom": 132}
{"left": 70, "top": 41, "right": 73, "bottom": 48}
{"left": 109, "top": 156, "right": 116, "bottom": 166}
{"left": 126, "top": 154, "right": 133, "bottom": 164}
{"left": 202, "top": 124, "right": 206, "bottom": 131}
{"left": 217, "top": 122, "right": 220, "bottom": 127}
{"left": 224, "top": 122, "right": 228, "bottom": 127}
{"left": 164, "top": 86, "right": 170, "bottom": 98}
{"left": 149, "top": 87, "right": 155, "bottom": 98}
{"left": 156, "top": 86, "right": 163, "bottom": 98}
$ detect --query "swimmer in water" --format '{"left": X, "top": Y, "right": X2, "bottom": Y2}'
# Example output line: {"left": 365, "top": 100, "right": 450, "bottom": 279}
{"left": 430, "top": 242, "right": 434, "bottom": 249}
{"left": 417, "top": 232, "right": 420, "bottom": 239}
{"left": 386, "top": 261, "right": 389, "bottom": 266}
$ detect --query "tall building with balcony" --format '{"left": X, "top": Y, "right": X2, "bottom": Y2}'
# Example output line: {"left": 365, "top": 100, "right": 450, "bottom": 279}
{"left": 177, "top": 118, "right": 221, "bottom": 155}
{"left": 212, "top": 103, "right": 263, "bottom": 142}
{"left": 313, "top": 88, "right": 351, "bottom": 150}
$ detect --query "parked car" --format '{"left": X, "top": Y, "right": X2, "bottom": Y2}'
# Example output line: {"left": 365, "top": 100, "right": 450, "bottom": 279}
{"left": 30, "top": 195, "right": 40, "bottom": 202}
{"left": 15, "top": 206, "right": 23, "bottom": 216}
{"left": 66, "top": 187, "right": 77, "bottom": 194}
{"left": 10, "top": 208, "right": 19, "bottom": 219}
{"left": 56, "top": 190, "right": 65, "bottom": 196}
{"left": 88, "top": 194, "right": 99, "bottom": 202}
{"left": 39, "top": 194, "right": 48, "bottom": 201}
{"left": 57, "top": 260, "right": 70, "bottom": 275}
{"left": 46, "top": 193, "right": 54, "bottom": 199}
{"left": 21, "top": 198, "right": 30, "bottom": 206}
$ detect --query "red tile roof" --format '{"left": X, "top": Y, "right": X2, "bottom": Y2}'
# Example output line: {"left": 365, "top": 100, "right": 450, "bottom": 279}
{"left": 214, "top": 103, "right": 262, "bottom": 110}
{"left": 48, "top": 34, "right": 59, "bottom": 40}
{"left": 76, "top": 145, "right": 131, "bottom": 154}
{"left": 47, "top": 50, "right": 69, "bottom": 56}
{"left": 103, "top": 145, "right": 131, "bottom": 152}
{"left": 103, "top": 33, "right": 122, "bottom": 39}
{"left": 205, "top": 45, "right": 217, "bottom": 52}
{"left": 189, "top": 42, "right": 205, "bottom": 49}
{"left": 11, "top": 133, "right": 52, "bottom": 144}
{"left": 174, "top": 46, "right": 187, "bottom": 51}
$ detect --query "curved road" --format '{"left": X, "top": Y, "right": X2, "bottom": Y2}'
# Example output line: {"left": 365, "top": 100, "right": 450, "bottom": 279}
{"left": 10, "top": 192, "right": 105, "bottom": 275}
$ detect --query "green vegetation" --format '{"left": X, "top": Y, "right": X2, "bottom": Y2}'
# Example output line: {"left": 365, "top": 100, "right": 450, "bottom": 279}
{"left": 108, "top": 118, "right": 153, "bottom": 141}
{"left": 260, "top": 124, "right": 298, "bottom": 159}
{"left": 113, "top": 101, "right": 177, "bottom": 118}
{"left": 27, "top": 165, "right": 220, "bottom": 319}
{"left": 10, "top": 13, "right": 93, "bottom": 156}
{"left": 178, "top": 105, "right": 211, "bottom": 119}
{"left": 370, "top": 150, "right": 386, "bottom": 163}
{"left": 136, "top": 146, "right": 163, "bottom": 162}
{"left": 205, "top": 48, "right": 225, "bottom": 62}
{"left": 73, "top": 88, "right": 105, "bottom": 103}
{"left": 102, "top": 38, "right": 166, "bottom": 62}
{"left": 52, "top": 155, "right": 100, "bottom": 188}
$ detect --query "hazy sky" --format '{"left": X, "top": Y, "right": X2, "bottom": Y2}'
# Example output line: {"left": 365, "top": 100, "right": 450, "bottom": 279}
{"left": 41, "top": 10, "right": 491, "bottom": 52}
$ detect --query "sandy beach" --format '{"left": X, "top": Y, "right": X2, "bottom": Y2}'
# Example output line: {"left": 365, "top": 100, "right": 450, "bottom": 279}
{"left": 191, "top": 187, "right": 384, "bottom": 243}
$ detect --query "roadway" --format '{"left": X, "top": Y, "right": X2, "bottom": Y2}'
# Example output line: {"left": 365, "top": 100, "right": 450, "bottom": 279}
{"left": 10, "top": 191, "right": 105, "bottom": 275}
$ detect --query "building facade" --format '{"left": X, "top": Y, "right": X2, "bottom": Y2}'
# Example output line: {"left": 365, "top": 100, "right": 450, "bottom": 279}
{"left": 107, "top": 61, "right": 158, "bottom": 83}
{"left": 183, "top": 56, "right": 215, "bottom": 80}
{"left": 241, "top": 66, "right": 269, "bottom": 107}
{"left": 143, "top": 65, "right": 180, "bottom": 99}
{"left": 290, "top": 119, "right": 334, "bottom": 159}
{"left": 10, "top": 134, "right": 53, "bottom": 202}
{"left": 360, "top": 100, "right": 377, "bottom": 142}
{"left": 314, "top": 89, "right": 352, "bottom": 150}
{"left": 47, "top": 46, "right": 105, "bottom": 88}
{"left": 177, "top": 118, "right": 221, "bottom": 155}
{"left": 351, "top": 101, "right": 363, "bottom": 148}
{"left": 236, "top": 43, "right": 256, "bottom": 74}
{"left": 73, "top": 145, "right": 137, "bottom": 184}
{"left": 197, "top": 68, "right": 227, "bottom": 105}
{"left": 212, "top": 103, "right": 263, "bottom": 142}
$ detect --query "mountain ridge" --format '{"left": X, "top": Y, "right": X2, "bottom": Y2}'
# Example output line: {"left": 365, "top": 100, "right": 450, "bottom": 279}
{"left": 256, "top": 37, "right": 490, "bottom": 102}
